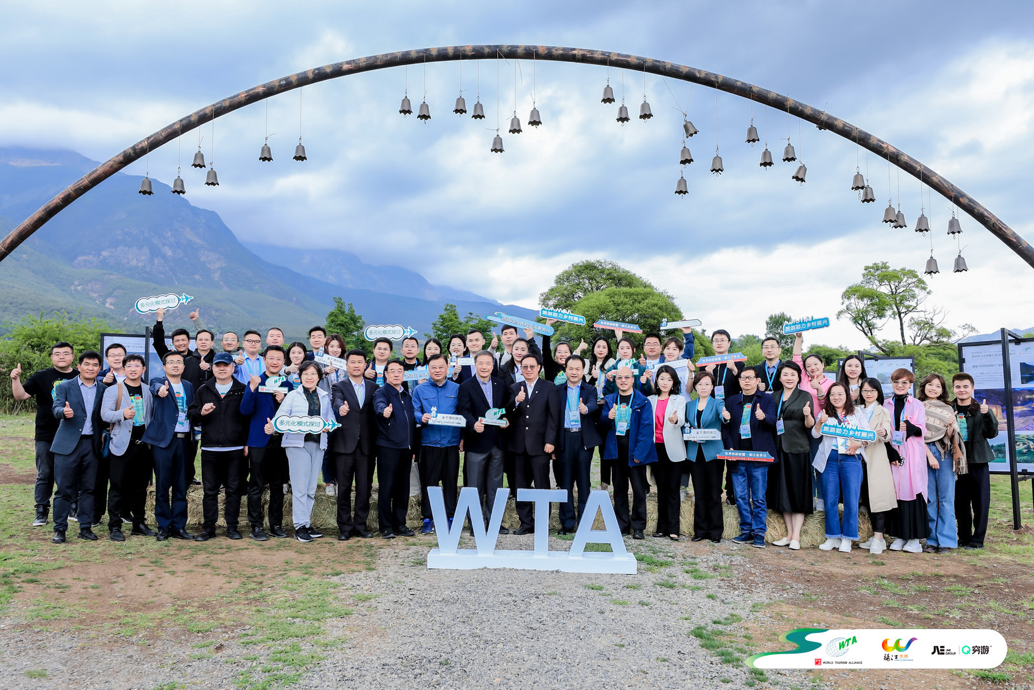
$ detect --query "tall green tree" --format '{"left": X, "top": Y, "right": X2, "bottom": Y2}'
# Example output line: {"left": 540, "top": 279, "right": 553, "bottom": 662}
{"left": 427, "top": 303, "right": 498, "bottom": 348}
{"left": 539, "top": 260, "right": 661, "bottom": 312}
{"left": 325, "top": 298, "right": 371, "bottom": 356}
{"left": 838, "top": 262, "right": 930, "bottom": 350}
{"left": 764, "top": 312, "right": 795, "bottom": 349}
{"left": 548, "top": 287, "right": 683, "bottom": 350}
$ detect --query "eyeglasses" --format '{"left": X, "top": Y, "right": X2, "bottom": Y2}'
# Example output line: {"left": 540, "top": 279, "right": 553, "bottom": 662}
{"left": 243, "top": 339, "right": 261, "bottom": 344}
{"left": 521, "top": 364, "right": 539, "bottom": 371}
{"left": 615, "top": 375, "right": 633, "bottom": 380}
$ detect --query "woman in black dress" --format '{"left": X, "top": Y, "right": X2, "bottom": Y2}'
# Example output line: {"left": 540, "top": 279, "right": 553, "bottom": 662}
{"left": 768, "top": 360, "right": 816, "bottom": 550}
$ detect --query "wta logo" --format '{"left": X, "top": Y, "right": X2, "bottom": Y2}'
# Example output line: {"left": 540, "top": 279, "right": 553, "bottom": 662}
{"left": 882, "top": 637, "right": 918, "bottom": 652}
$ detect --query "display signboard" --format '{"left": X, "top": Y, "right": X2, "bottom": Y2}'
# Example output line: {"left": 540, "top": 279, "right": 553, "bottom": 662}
{"left": 101, "top": 331, "right": 198, "bottom": 383}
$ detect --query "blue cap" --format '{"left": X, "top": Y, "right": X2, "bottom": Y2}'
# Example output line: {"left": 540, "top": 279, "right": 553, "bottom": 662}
{"left": 213, "top": 352, "right": 235, "bottom": 366}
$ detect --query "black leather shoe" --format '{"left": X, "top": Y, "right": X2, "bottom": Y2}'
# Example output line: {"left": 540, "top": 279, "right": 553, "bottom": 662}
{"left": 250, "top": 527, "right": 268, "bottom": 542}
{"left": 226, "top": 527, "right": 243, "bottom": 540}
{"left": 269, "top": 526, "right": 288, "bottom": 538}
{"left": 558, "top": 528, "right": 572, "bottom": 536}
{"left": 307, "top": 528, "right": 324, "bottom": 539}
{"left": 52, "top": 530, "right": 66, "bottom": 544}
{"left": 132, "top": 523, "right": 157, "bottom": 537}
{"left": 170, "top": 528, "right": 194, "bottom": 540}
{"left": 725, "top": 497, "right": 736, "bottom": 506}
{"left": 381, "top": 529, "right": 395, "bottom": 539}
{"left": 396, "top": 526, "right": 415, "bottom": 537}
{"left": 498, "top": 527, "right": 510, "bottom": 535}
{"left": 632, "top": 530, "right": 645, "bottom": 540}
{"left": 195, "top": 530, "right": 215, "bottom": 542}
{"left": 33, "top": 506, "right": 48, "bottom": 526}
{"left": 513, "top": 525, "right": 534, "bottom": 536}
{"left": 354, "top": 528, "right": 373, "bottom": 539}
{"left": 652, "top": 532, "right": 665, "bottom": 538}
{"left": 78, "top": 528, "right": 98, "bottom": 541}
{"left": 156, "top": 529, "right": 169, "bottom": 541}
{"left": 109, "top": 528, "right": 125, "bottom": 542}
{"left": 691, "top": 536, "right": 704, "bottom": 542}
{"left": 337, "top": 532, "right": 351, "bottom": 541}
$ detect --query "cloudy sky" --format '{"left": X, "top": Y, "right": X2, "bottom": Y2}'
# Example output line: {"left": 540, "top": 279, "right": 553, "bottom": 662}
{"left": 3, "top": 1, "right": 1033, "bottom": 347}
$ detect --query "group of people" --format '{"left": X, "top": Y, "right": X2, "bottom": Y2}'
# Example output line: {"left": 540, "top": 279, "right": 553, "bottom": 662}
{"left": 10, "top": 308, "right": 996, "bottom": 554}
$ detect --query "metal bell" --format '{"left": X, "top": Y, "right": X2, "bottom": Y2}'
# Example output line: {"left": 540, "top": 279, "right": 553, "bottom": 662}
{"left": 138, "top": 177, "right": 153, "bottom": 195}
{"left": 417, "top": 101, "right": 431, "bottom": 121}
{"left": 782, "top": 143, "right": 796, "bottom": 162}
{"left": 399, "top": 95, "right": 412, "bottom": 116}
{"left": 528, "top": 107, "right": 542, "bottom": 127}
{"left": 953, "top": 253, "right": 968, "bottom": 273}
{"left": 924, "top": 255, "right": 940, "bottom": 275}
{"left": 948, "top": 217, "right": 962, "bottom": 235}
{"left": 171, "top": 175, "right": 186, "bottom": 195}
{"left": 792, "top": 163, "right": 807, "bottom": 183}
{"left": 710, "top": 154, "right": 724, "bottom": 175}
{"left": 205, "top": 168, "right": 219, "bottom": 186}
{"left": 680, "top": 146, "right": 693, "bottom": 165}
{"left": 509, "top": 115, "right": 522, "bottom": 134}
{"left": 915, "top": 213, "right": 930, "bottom": 233}
{"left": 639, "top": 100, "right": 653, "bottom": 120}
{"left": 675, "top": 174, "right": 688, "bottom": 196}
{"left": 602, "top": 84, "right": 615, "bottom": 104}
{"left": 759, "top": 148, "right": 774, "bottom": 168}
{"left": 490, "top": 134, "right": 504, "bottom": 152}
{"left": 861, "top": 185, "right": 876, "bottom": 203}
{"left": 472, "top": 101, "right": 485, "bottom": 119}
{"left": 616, "top": 105, "right": 630, "bottom": 123}
{"left": 293, "top": 143, "right": 307, "bottom": 161}
{"left": 745, "top": 124, "right": 759, "bottom": 145}
{"left": 851, "top": 172, "right": 865, "bottom": 191}
{"left": 894, "top": 210, "right": 906, "bottom": 229}
{"left": 259, "top": 143, "right": 273, "bottom": 162}
{"left": 453, "top": 96, "right": 467, "bottom": 115}
{"left": 683, "top": 120, "right": 698, "bottom": 138}
{"left": 882, "top": 204, "right": 897, "bottom": 223}
{"left": 191, "top": 150, "right": 206, "bottom": 169}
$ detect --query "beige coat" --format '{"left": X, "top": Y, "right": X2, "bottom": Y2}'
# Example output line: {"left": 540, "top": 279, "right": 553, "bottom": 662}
{"left": 859, "top": 403, "right": 897, "bottom": 513}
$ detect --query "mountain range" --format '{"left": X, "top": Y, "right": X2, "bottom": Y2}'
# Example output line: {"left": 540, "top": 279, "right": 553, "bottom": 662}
{"left": 0, "top": 147, "right": 533, "bottom": 339}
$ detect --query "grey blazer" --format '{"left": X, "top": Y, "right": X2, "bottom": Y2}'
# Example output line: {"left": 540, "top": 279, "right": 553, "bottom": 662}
{"left": 100, "top": 381, "right": 153, "bottom": 457}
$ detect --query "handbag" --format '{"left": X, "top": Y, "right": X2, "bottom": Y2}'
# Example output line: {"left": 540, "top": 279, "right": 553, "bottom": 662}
{"left": 100, "top": 383, "right": 123, "bottom": 458}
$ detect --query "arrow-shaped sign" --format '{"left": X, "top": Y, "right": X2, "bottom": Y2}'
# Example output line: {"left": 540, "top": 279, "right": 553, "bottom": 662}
{"left": 539, "top": 308, "right": 586, "bottom": 326}
{"left": 695, "top": 353, "right": 747, "bottom": 367}
{"left": 593, "top": 319, "right": 642, "bottom": 334}
{"left": 659, "top": 318, "right": 702, "bottom": 331}
{"left": 487, "top": 313, "right": 555, "bottom": 336}
{"left": 272, "top": 415, "right": 340, "bottom": 434}
{"left": 134, "top": 293, "right": 194, "bottom": 314}
{"left": 782, "top": 317, "right": 830, "bottom": 334}
{"left": 364, "top": 325, "right": 419, "bottom": 341}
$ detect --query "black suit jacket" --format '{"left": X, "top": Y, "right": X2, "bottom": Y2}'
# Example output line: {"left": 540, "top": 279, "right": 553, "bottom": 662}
{"left": 505, "top": 379, "right": 560, "bottom": 455}
{"left": 554, "top": 381, "right": 603, "bottom": 450}
{"left": 457, "top": 375, "right": 510, "bottom": 453}
{"left": 330, "top": 377, "right": 378, "bottom": 455}
{"left": 456, "top": 356, "right": 499, "bottom": 384}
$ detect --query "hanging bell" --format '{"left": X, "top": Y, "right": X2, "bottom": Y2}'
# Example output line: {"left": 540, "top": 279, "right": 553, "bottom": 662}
{"left": 759, "top": 148, "right": 774, "bottom": 168}
{"left": 472, "top": 101, "right": 485, "bottom": 119}
{"left": 710, "top": 154, "right": 724, "bottom": 175}
{"left": 851, "top": 172, "right": 865, "bottom": 191}
{"left": 191, "top": 150, "right": 206, "bottom": 169}
{"left": 528, "top": 107, "right": 542, "bottom": 127}
{"left": 616, "top": 104, "right": 630, "bottom": 123}
{"left": 924, "top": 255, "right": 940, "bottom": 275}
{"left": 953, "top": 253, "right": 969, "bottom": 273}
{"left": 490, "top": 134, "right": 504, "bottom": 153}
{"left": 679, "top": 146, "right": 693, "bottom": 165}
{"left": 399, "top": 95, "right": 412, "bottom": 116}
{"left": 171, "top": 175, "right": 186, "bottom": 195}
{"left": 675, "top": 174, "right": 688, "bottom": 196}
{"left": 508, "top": 115, "right": 522, "bottom": 134}
{"left": 417, "top": 101, "right": 431, "bottom": 121}
{"left": 293, "top": 142, "right": 307, "bottom": 161}
{"left": 792, "top": 163, "right": 807, "bottom": 183}
{"left": 453, "top": 95, "right": 467, "bottom": 115}
{"left": 205, "top": 168, "right": 219, "bottom": 186}
{"left": 882, "top": 203, "right": 897, "bottom": 223}
{"left": 861, "top": 185, "right": 876, "bottom": 203}
{"left": 948, "top": 217, "right": 962, "bottom": 235}
{"left": 138, "top": 177, "right": 153, "bottom": 195}
{"left": 259, "top": 143, "right": 273, "bottom": 162}
{"left": 782, "top": 142, "right": 796, "bottom": 162}
{"left": 745, "top": 124, "right": 759, "bottom": 145}
{"left": 639, "top": 100, "right": 653, "bottom": 120}
{"left": 683, "top": 120, "right": 698, "bottom": 138}
{"left": 915, "top": 212, "right": 930, "bottom": 233}
{"left": 602, "top": 84, "right": 615, "bottom": 104}
{"left": 894, "top": 210, "right": 906, "bottom": 229}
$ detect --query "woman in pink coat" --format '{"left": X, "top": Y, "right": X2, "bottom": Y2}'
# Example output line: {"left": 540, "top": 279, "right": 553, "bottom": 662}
{"left": 883, "top": 368, "right": 929, "bottom": 554}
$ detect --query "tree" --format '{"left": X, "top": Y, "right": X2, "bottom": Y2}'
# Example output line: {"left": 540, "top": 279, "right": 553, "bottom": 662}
{"left": 539, "top": 260, "right": 660, "bottom": 312}
{"left": 325, "top": 298, "right": 371, "bottom": 356}
{"left": 838, "top": 262, "right": 929, "bottom": 348}
{"left": 548, "top": 287, "right": 682, "bottom": 349}
{"left": 427, "top": 303, "right": 498, "bottom": 348}
{"left": 764, "top": 312, "right": 795, "bottom": 349}
{"left": 838, "top": 284, "right": 889, "bottom": 351}
{"left": 907, "top": 307, "right": 954, "bottom": 346}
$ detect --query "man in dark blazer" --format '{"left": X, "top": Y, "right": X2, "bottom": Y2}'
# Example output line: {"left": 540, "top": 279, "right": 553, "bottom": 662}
{"left": 50, "top": 350, "right": 107, "bottom": 543}
{"left": 458, "top": 350, "right": 511, "bottom": 530}
{"left": 331, "top": 349, "right": 379, "bottom": 539}
{"left": 505, "top": 353, "right": 560, "bottom": 535}
{"left": 554, "top": 355, "right": 602, "bottom": 534}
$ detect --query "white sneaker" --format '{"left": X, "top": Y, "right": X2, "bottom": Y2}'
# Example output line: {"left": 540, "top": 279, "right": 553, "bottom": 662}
{"left": 889, "top": 538, "right": 906, "bottom": 551}
{"left": 772, "top": 537, "right": 790, "bottom": 547}
{"left": 815, "top": 498, "right": 825, "bottom": 512}
{"left": 858, "top": 538, "right": 873, "bottom": 549}
{"left": 819, "top": 538, "right": 839, "bottom": 551}
{"left": 789, "top": 540, "right": 800, "bottom": 550}
{"left": 903, "top": 539, "right": 923, "bottom": 553}
{"left": 326, "top": 484, "right": 337, "bottom": 497}
{"left": 283, "top": 483, "right": 290, "bottom": 495}
{"left": 870, "top": 539, "right": 886, "bottom": 555}
{"left": 838, "top": 538, "right": 852, "bottom": 553}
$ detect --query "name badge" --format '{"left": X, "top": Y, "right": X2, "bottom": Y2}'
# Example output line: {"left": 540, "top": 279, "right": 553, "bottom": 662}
{"left": 567, "top": 404, "right": 580, "bottom": 427}
{"left": 615, "top": 404, "right": 631, "bottom": 436}
{"left": 740, "top": 424, "right": 751, "bottom": 438}
{"left": 715, "top": 385, "right": 725, "bottom": 400}
{"left": 891, "top": 430, "right": 904, "bottom": 446}
{"left": 776, "top": 419, "right": 785, "bottom": 435}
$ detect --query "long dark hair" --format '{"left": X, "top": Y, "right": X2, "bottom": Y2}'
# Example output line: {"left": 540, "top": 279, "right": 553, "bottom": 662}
{"left": 917, "top": 373, "right": 950, "bottom": 403}
{"left": 654, "top": 365, "right": 682, "bottom": 397}
{"left": 772, "top": 360, "right": 802, "bottom": 393}
{"left": 422, "top": 338, "right": 443, "bottom": 364}
{"left": 823, "top": 382, "right": 855, "bottom": 417}
{"left": 446, "top": 334, "right": 468, "bottom": 356}
{"left": 837, "top": 355, "right": 869, "bottom": 388}
{"left": 590, "top": 336, "right": 613, "bottom": 364}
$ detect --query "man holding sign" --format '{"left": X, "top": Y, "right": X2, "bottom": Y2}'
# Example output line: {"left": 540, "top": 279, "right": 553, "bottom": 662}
{"left": 457, "top": 350, "right": 510, "bottom": 531}
{"left": 412, "top": 354, "right": 462, "bottom": 534}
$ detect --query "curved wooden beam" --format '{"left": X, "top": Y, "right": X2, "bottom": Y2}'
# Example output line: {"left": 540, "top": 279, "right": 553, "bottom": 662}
{"left": 1, "top": 45, "right": 1029, "bottom": 268}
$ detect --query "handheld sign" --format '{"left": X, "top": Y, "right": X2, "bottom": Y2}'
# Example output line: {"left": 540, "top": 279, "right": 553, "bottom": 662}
{"left": 487, "top": 313, "right": 554, "bottom": 336}
{"left": 654, "top": 359, "right": 689, "bottom": 371}
{"left": 717, "top": 450, "right": 774, "bottom": 462}
{"left": 683, "top": 427, "right": 722, "bottom": 442}
{"left": 272, "top": 416, "right": 340, "bottom": 434}
{"left": 403, "top": 367, "right": 428, "bottom": 382}
{"left": 455, "top": 356, "right": 475, "bottom": 366}
{"left": 659, "top": 318, "right": 702, "bottom": 331}
{"left": 258, "top": 375, "right": 289, "bottom": 394}
{"left": 135, "top": 293, "right": 193, "bottom": 314}
{"left": 479, "top": 408, "right": 508, "bottom": 427}
{"left": 315, "top": 353, "right": 348, "bottom": 369}
{"left": 782, "top": 317, "right": 830, "bottom": 335}
{"left": 364, "top": 325, "right": 418, "bottom": 341}
{"left": 539, "top": 308, "right": 586, "bottom": 326}
{"left": 593, "top": 319, "right": 642, "bottom": 334}
{"left": 820, "top": 423, "right": 877, "bottom": 442}
{"left": 427, "top": 408, "right": 467, "bottom": 427}
{"left": 696, "top": 353, "right": 748, "bottom": 368}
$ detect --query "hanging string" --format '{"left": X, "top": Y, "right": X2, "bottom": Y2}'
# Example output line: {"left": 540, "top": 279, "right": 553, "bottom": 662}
{"left": 177, "top": 137, "right": 181, "bottom": 174}
{"left": 886, "top": 155, "right": 893, "bottom": 205}
{"left": 210, "top": 120, "right": 215, "bottom": 167}
{"left": 714, "top": 83, "right": 719, "bottom": 153}
{"left": 532, "top": 53, "right": 536, "bottom": 106}
{"left": 764, "top": 107, "right": 768, "bottom": 148}
{"left": 919, "top": 167, "right": 925, "bottom": 213}
{"left": 496, "top": 56, "right": 500, "bottom": 132}
{"left": 423, "top": 57, "right": 427, "bottom": 101}
{"left": 476, "top": 60, "right": 480, "bottom": 100}
{"left": 896, "top": 165, "right": 901, "bottom": 210}
{"left": 298, "top": 87, "right": 304, "bottom": 143}
{"left": 798, "top": 117, "right": 803, "bottom": 161}
{"left": 620, "top": 70, "right": 625, "bottom": 104}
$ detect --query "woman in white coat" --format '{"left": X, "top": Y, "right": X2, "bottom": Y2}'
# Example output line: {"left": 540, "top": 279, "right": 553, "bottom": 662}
{"left": 648, "top": 365, "right": 687, "bottom": 541}
{"left": 269, "top": 360, "right": 333, "bottom": 543}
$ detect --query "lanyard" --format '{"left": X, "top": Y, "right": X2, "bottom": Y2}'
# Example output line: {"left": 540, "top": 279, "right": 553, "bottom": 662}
{"left": 719, "top": 365, "right": 727, "bottom": 385}
{"left": 776, "top": 393, "right": 786, "bottom": 419}
{"left": 566, "top": 387, "right": 579, "bottom": 416}
{"left": 766, "top": 363, "right": 777, "bottom": 390}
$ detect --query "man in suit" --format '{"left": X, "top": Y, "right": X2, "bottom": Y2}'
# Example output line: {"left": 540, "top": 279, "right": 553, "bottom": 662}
{"left": 753, "top": 337, "right": 784, "bottom": 393}
{"left": 305, "top": 326, "right": 326, "bottom": 361}
{"left": 331, "top": 348, "right": 378, "bottom": 540}
{"left": 454, "top": 328, "right": 499, "bottom": 384}
{"left": 49, "top": 351, "right": 107, "bottom": 543}
{"left": 554, "top": 355, "right": 602, "bottom": 534}
{"left": 506, "top": 353, "right": 559, "bottom": 535}
{"left": 458, "top": 350, "right": 510, "bottom": 530}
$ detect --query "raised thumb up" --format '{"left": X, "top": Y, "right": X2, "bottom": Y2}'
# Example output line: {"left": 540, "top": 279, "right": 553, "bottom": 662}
{"left": 63, "top": 401, "right": 74, "bottom": 418}
{"left": 263, "top": 417, "right": 274, "bottom": 435}
{"left": 383, "top": 403, "right": 393, "bottom": 419}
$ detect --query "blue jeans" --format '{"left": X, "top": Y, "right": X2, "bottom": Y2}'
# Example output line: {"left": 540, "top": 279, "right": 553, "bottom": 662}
{"left": 730, "top": 461, "right": 768, "bottom": 536}
{"left": 926, "top": 444, "right": 957, "bottom": 548}
{"left": 821, "top": 450, "right": 862, "bottom": 540}
{"left": 810, "top": 434, "right": 824, "bottom": 503}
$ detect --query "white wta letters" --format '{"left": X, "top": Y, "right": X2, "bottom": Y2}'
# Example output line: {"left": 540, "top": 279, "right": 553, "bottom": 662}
{"left": 426, "top": 487, "right": 637, "bottom": 574}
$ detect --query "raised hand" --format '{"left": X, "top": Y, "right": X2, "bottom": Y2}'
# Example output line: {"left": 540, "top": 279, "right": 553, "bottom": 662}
{"left": 201, "top": 402, "right": 216, "bottom": 415}
{"left": 668, "top": 410, "right": 679, "bottom": 424}
{"left": 755, "top": 405, "right": 766, "bottom": 421}
{"left": 979, "top": 399, "right": 989, "bottom": 414}
{"left": 803, "top": 401, "right": 812, "bottom": 418}
{"left": 122, "top": 405, "right": 135, "bottom": 420}
{"left": 158, "top": 381, "right": 169, "bottom": 398}
{"left": 681, "top": 326, "right": 694, "bottom": 335}
{"left": 899, "top": 415, "right": 907, "bottom": 433}
{"left": 199, "top": 359, "right": 211, "bottom": 371}
{"left": 576, "top": 339, "right": 587, "bottom": 354}
{"left": 189, "top": 308, "right": 200, "bottom": 321}
{"left": 383, "top": 403, "right": 393, "bottom": 419}
{"left": 523, "top": 326, "right": 535, "bottom": 339}
{"left": 103, "top": 370, "right": 115, "bottom": 385}
{"left": 705, "top": 363, "right": 716, "bottom": 374}
{"left": 338, "top": 401, "right": 349, "bottom": 417}
{"left": 579, "top": 400, "right": 589, "bottom": 414}
{"left": 722, "top": 407, "right": 731, "bottom": 422}
{"left": 9, "top": 363, "right": 21, "bottom": 381}
{"left": 810, "top": 376, "right": 824, "bottom": 391}
{"left": 545, "top": 318, "right": 557, "bottom": 326}
{"left": 263, "top": 417, "right": 273, "bottom": 435}
{"left": 156, "top": 307, "right": 166, "bottom": 322}
{"left": 609, "top": 404, "right": 618, "bottom": 420}
{"left": 364, "top": 367, "right": 376, "bottom": 380}
{"left": 474, "top": 419, "right": 485, "bottom": 433}
{"left": 515, "top": 387, "right": 526, "bottom": 403}
{"left": 249, "top": 375, "right": 261, "bottom": 391}
{"left": 490, "top": 334, "right": 499, "bottom": 350}
{"left": 234, "top": 354, "right": 245, "bottom": 366}
{"left": 818, "top": 411, "right": 829, "bottom": 426}
{"left": 638, "top": 355, "right": 647, "bottom": 367}
{"left": 63, "top": 402, "right": 74, "bottom": 418}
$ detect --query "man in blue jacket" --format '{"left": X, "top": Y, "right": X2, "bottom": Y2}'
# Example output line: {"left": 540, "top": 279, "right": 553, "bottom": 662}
{"left": 554, "top": 355, "right": 601, "bottom": 534}
{"left": 141, "top": 352, "right": 195, "bottom": 541}
{"left": 721, "top": 367, "right": 777, "bottom": 548}
{"left": 599, "top": 365, "right": 657, "bottom": 540}
{"left": 240, "top": 345, "right": 294, "bottom": 541}
{"left": 49, "top": 351, "right": 107, "bottom": 543}
{"left": 412, "top": 354, "right": 462, "bottom": 534}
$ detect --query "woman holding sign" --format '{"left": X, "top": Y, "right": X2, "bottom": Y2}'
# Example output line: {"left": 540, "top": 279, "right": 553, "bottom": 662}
{"left": 918, "top": 374, "right": 963, "bottom": 553}
{"left": 684, "top": 371, "right": 726, "bottom": 543}
{"left": 648, "top": 366, "right": 687, "bottom": 540}
{"left": 883, "top": 369, "right": 929, "bottom": 554}
{"left": 767, "top": 361, "right": 815, "bottom": 550}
